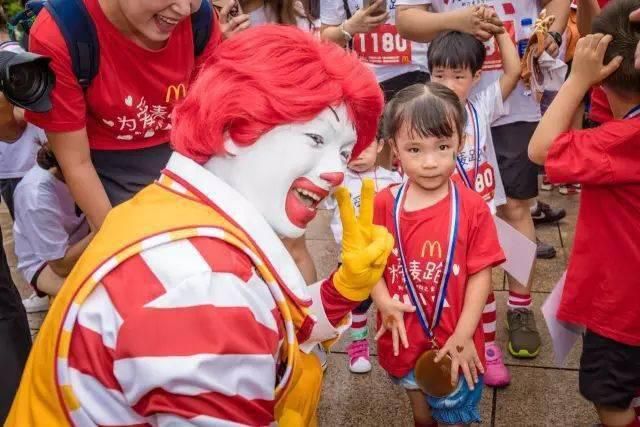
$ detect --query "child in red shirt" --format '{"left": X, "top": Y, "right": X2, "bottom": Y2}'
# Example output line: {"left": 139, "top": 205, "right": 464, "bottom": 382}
{"left": 371, "top": 82, "right": 505, "bottom": 426}
{"left": 529, "top": 1, "right": 640, "bottom": 426}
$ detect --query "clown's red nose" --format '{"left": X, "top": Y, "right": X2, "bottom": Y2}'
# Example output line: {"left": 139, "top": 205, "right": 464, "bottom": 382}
{"left": 320, "top": 172, "right": 344, "bottom": 187}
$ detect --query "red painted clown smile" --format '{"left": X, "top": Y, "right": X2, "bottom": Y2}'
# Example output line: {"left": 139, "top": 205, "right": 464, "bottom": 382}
{"left": 286, "top": 178, "right": 329, "bottom": 228}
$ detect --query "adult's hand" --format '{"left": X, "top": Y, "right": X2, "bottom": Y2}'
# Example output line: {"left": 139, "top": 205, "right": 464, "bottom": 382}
{"left": 220, "top": 0, "right": 250, "bottom": 40}
{"left": 454, "top": 5, "right": 504, "bottom": 42}
{"left": 343, "top": 0, "right": 390, "bottom": 36}
{"left": 631, "top": 7, "right": 640, "bottom": 69}
{"left": 542, "top": 33, "right": 560, "bottom": 58}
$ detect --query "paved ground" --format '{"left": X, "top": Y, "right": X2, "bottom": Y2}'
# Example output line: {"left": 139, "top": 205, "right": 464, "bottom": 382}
{"left": 2, "top": 189, "right": 599, "bottom": 426}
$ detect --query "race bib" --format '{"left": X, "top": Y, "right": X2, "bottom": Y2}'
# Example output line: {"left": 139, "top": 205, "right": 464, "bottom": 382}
{"left": 453, "top": 162, "right": 496, "bottom": 203}
{"left": 473, "top": 162, "right": 497, "bottom": 202}
{"left": 483, "top": 20, "right": 516, "bottom": 71}
{"left": 353, "top": 24, "right": 412, "bottom": 65}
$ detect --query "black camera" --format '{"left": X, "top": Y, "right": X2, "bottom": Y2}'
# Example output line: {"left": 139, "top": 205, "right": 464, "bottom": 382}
{"left": 0, "top": 50, "right": 54, "bottom": 113}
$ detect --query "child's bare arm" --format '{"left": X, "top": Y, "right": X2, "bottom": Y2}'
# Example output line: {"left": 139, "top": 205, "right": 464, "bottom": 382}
{"left": 453, "top": 267, "right": 491, "bottom": 343}
{"left": 496, "top": 31, "right": 521, "bottom": 101}
{"left": 434, "top": 267, "right": 491, "bottom": 389}
{"left": 529, "top": 34, "right": 622, "bottom": 165}
{"left": 396, "top": 5, "right": 503, "bottom": 43}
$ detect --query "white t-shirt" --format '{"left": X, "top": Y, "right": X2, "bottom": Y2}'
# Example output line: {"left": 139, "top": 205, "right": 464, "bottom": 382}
{"left": 393, "top": 0, "right": 543, "bottom": 125}
{"left": 0, "top": 124, "right": 45, "bottom": 179}
{"left": 452, "top": 81, "right": 507, "bottom": 214}
{"left": 325, "top": 166, "right": 402, "bottom": 243}
{"left": 0, "top": 42, "right": 44, "bottom": 179}
{"left": 13, "top": 165, "right": 89, "bottom": 283}
{"left": 321, "top": 0, "right": 429, "bottom": 82}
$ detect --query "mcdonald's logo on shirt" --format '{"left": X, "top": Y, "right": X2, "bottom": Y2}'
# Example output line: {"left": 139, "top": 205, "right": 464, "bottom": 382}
{"left": 165, "top": 83, "right": 187, "bottom": 103}
{"left": 421, "top": 240, "right": 442, "bottom": 259}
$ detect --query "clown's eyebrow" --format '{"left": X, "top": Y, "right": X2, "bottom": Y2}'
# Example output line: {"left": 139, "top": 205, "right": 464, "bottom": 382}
{"left": 329, "top": 106, "right": 340, "bottom": 123}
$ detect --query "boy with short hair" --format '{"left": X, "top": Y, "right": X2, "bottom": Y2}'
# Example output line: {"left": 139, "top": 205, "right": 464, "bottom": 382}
{"left": 428, "top": 28, "right": 520, "bottom": 388}
{"left": 529, "top": 1, "right": 640, "bottom": 425}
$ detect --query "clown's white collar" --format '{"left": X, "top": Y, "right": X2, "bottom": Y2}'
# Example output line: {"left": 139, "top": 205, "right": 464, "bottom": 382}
{"left": 163, "top": 152, "right": 310, "bottom": 301}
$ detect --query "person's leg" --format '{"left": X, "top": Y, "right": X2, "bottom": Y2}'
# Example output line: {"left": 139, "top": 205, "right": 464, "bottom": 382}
{"left": 0, "top": 226, "right": 31, "bottom": 423}
{"left": 492, "top": 122, "right": 542, "bottom": 358}
{"left": 406, "top": 390, "right": 435, "bottom": 427}
{"left": 348, "top": 298, "right": 372, "bottom": 373}
{"left": 579, "top": 330, "right": 640, "bottom": 427}
{"left": 0, "top": 178, "right": 22, "bottom": 220}
{"left": 282, "top": 235, "right": 317, "bottom": 284}
{"left": 483, "top": 291, "right": 510, "bottom": 387}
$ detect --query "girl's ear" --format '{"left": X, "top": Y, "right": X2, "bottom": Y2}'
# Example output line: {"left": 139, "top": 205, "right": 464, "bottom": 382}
{"left": 376, "top": 139, "right": 385, "bottom": 154}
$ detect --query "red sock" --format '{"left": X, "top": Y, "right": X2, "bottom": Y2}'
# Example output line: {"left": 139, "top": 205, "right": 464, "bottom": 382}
{"left": 414, "top": 422, "right": 437, "bottom": 427}
{"left": 508, "top": 291, "right": 532, "bottom": 310}
{"left": 483, "top": 292, "right": 497, "bottom": 346}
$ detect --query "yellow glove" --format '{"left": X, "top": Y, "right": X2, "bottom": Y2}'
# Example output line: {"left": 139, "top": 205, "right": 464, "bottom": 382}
{"left": 332, "top": 179, "right": 394, "bottom": 302}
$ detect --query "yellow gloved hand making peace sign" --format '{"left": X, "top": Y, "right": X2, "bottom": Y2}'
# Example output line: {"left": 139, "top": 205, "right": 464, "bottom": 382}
{"left": 332, "top": 179, "right": 395, "bottom": 302}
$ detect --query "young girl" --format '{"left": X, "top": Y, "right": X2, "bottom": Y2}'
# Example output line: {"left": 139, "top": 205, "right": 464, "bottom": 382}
{"left": 372, "top": 82, "right": 505, "bottom": 426}
{"left": 325, "top": 124, "right": 402, "bottom": 373}
{"left": 13, "top": 144, "right": 93, "bottom": 303}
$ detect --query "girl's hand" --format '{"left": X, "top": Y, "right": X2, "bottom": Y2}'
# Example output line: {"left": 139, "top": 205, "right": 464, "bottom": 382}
{"left": 434, "top": 334, "right": 484, "bottom": 390}
{"left": 374, "top": 296, "right": 415, "bottom": 356}
{"left": 219, "top": 0, "right": 250, "bottom": 40}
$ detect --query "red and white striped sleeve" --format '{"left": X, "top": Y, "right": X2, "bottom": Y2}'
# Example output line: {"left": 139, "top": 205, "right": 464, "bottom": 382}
{"left": 67, "top": 237, "right": 283, "bottom": 426}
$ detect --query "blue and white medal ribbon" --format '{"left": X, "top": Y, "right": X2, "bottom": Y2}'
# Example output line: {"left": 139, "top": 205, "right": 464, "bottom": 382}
{"left": 455, "top": 101, "right": 480, "bottom": 190}
{"left": 392, "top": 181, "right": 460, "bottom": 340}
{"left": 624, "top": 104, "right": 640, "bottom": 119}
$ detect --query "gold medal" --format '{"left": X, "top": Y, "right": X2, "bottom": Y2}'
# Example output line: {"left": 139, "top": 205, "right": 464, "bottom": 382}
{"left": 414, "top": 350, "right": 456, "bottom": 398}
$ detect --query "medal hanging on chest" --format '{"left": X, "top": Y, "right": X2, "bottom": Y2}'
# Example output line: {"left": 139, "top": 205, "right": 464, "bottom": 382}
{"left": 393, "top": 181, "right": 460, "bottom": 398}
{"left": 455, "top": 101, "right": 480, "bottom": 190}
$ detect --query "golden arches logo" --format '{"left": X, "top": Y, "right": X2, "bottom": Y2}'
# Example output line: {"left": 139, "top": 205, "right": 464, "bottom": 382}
{"left": 421, "top": 240, "right": 442, "bottom": 258}
{"left": 165, "top": 83, "right": 187, "bottom": 103}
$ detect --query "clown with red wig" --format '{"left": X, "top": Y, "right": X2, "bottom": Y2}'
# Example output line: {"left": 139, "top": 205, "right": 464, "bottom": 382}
{"left": 7, "top": 25, "right": 390, "bottom": 426}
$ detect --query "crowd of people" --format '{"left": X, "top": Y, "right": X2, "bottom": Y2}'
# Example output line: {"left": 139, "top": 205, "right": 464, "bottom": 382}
{"left": 0, "top": 0, "right": 638, "bottom": 425}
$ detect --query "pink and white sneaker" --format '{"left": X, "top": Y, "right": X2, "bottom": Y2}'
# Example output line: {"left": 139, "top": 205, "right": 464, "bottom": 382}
{"left": 484, "top": 342, "right": 511, "bottom": 387}
{"left": 347, "top": 339, "right": 372, "bottom": 374}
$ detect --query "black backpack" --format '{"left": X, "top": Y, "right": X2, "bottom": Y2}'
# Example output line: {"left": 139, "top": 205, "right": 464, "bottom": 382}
{"left": 9, "top": 0, "right": 213, "bottom": 90}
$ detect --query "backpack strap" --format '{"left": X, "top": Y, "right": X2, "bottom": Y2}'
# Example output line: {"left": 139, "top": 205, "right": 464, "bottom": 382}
{"left": 44, "top": 0, "right": 99, "bottom": 90}
{"left": 191, "top": 0, "right": 213, "bottom": 57}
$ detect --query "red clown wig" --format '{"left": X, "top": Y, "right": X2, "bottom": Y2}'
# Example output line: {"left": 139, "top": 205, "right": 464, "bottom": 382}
{"left": 171, "top": 25, "right": 383, "bottom": 163}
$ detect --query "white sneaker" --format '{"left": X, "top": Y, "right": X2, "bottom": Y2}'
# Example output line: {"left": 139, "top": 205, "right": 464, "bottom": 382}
{"left": 22, "top": 293, "right": 49, "bottom": 313}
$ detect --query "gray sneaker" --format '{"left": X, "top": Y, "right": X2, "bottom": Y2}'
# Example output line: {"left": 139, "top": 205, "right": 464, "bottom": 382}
{"left": 536, "top": 238, "right": 556, "bottom": 259}
{"left": 507, "top": 308, "right": 542, "bottom": 358}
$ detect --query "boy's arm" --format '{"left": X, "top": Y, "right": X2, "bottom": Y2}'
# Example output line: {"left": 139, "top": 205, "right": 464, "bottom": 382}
{"left": 495, "top": 31, "right": 521, "bottom": 101}
{"left": 529, "top": 33, "right": 621, "bottom": 165}
{"left": 395, "top": 4, "right": 503, "bottom": 43}
{"left": 576, "top": 0, "right": 601, "bottom": 35}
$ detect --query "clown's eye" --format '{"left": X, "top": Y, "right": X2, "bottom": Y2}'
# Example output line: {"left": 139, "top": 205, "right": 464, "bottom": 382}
{"left": 305, "top": 133, "right": 325, "bottom": 147}
{"left": 340, "top": 150, "right": 350, "bottom": 162}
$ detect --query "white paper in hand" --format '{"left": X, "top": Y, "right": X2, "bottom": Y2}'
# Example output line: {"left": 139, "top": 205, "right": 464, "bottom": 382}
{"left": 542, "top": 272, "right": 584, "bottom": 367}
{"left": 494, "top": 216, "right": 536, "bottom": 286}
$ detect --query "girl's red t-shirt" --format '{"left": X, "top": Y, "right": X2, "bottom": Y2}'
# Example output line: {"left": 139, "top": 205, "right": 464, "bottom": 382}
{"left": 25, "top": 0, "right": 221, "bottom": 151}
{"left": 373, "top": 183, "right": 505, "bottom": 378}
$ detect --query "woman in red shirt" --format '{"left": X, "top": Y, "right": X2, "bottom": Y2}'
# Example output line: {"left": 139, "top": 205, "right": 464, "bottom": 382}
{"left": 25, "top": 0, "right": 221, "bottom": 229}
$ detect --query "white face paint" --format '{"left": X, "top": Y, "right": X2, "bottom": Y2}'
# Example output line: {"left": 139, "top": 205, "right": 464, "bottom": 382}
{"left": 205, "top": 104, "right": 357, "bottom": 238}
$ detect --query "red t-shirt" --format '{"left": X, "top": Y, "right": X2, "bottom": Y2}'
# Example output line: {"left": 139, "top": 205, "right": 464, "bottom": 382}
{"left": 588, "top": 0, "right": 613, "bottom": 124}
{"left": 546, "top": 118, "right": 640, "bottom": 346}
{"left": 25, "top": 0, "right": 221, "bottom": 150}
{"left": 373, "top": 183, "right": 505, "bottom": 378}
